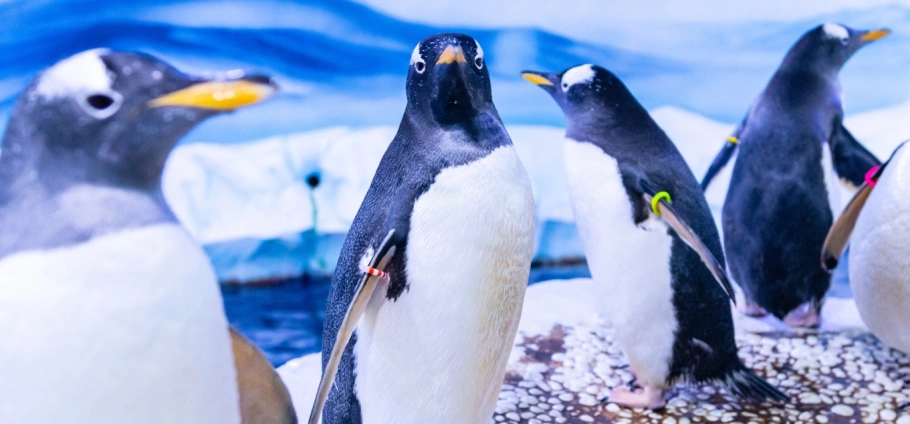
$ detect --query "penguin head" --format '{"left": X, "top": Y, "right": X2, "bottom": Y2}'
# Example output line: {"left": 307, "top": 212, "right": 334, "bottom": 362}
{"left": 405, "top": 33, "right": 493, "bottom": 127}
{"left": 783, "top": 23, "right": 890, "bottom": 74}
{"left": 3, "top": 49, "right": 276, "bottom": 188}
{"left": 522, "top": 64, "right": 634, "bottom": 124}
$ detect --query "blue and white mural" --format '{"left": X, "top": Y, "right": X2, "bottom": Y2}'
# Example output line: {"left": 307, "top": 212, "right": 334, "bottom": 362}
{"left": 2, "top": 0, "right": 908, "bottom": 284}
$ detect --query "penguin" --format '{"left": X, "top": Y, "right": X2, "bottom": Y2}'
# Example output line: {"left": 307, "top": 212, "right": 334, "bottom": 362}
{"left": 700, "top": 24, "right": 888, "bottom": 327}
{"left": 823, "top": 141, "right": 910, "bottom": 353}
{"left": 308, "top": 33, "right": 536, "bottom": 424}
{"left": 522, "top": 64, "right": 788, "bottom": 409}
{"left": 0, "top": 49, "right": 278, "bottom": 424}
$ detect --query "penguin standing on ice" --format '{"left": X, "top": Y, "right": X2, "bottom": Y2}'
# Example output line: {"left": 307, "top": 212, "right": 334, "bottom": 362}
{"left": 309, "top": 34, "right": 536, "bottom": 424}
{"left": 523, "top": 64, "right": 787, "bottom": 409}
{"left": 700, "top": 24, "right": 888, "bottom": 327}
{"left": 0, "top": 50, "right": 282, "bottom": 424}
{"left": 823, "top": 141, "right": 910, "bottom": 353}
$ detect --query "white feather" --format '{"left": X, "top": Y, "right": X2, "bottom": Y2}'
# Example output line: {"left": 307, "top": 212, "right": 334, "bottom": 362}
{"left": 410, "top": 43, "right": 423, "bottom": 65}
{"left": 0, "top": 224, "right": 240, "bottom": 424}
{"left": 823, "top": 23, "right": 849, "bottom": 40}
{"left": 35, "top": 49, "right": 113, "bottom": 99}
{"left": 561, "top": 64, "right": 595, "bottom": 92}
{"left": 849, "top": 146, "right": 910, "bottom": 353}
{"left": 354, "top": 146, "right": 536, "bottom": 423}
{"left": 821, "top": 144, "right": 841, "bottom": 216}
{"left": 563, "top": 138, "right": 677, "bottom": 388}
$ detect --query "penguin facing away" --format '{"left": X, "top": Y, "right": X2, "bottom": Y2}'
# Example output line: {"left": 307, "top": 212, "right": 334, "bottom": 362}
{"left": 310, "top": 33, "right": 536, "bottom": 424}
{"left": 700, "top": 24, "right": 888, "bottom": 327}
{"left": 0, "top": 50, "right": 279, "bottom": 424}
{"left": 523, "top": 64, "right": 788, "bottom": 409}
{"left": 823, "top": 141, "right": 910, "bottom": 353}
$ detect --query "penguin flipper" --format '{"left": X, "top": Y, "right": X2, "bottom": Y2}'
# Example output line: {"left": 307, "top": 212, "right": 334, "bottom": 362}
{"left": 821, "top": 141, "right": 905, "bottom": 270}
{"left": 308, "top": 230, "right": 397, "bottom": 424}
{"left": 700, "top": 141, "right": 738, "bottom": 191}
{"left": 231, "top": 327, "right": 298, "bottom": 424}
{"left": 829, "top": 122, "right": 880, "bottom": 189}
{"left": 640, "top": 181, "right": 736, "bottom": 303}
{"left": 700, "top": 116, "right": 746, "bottom": 190}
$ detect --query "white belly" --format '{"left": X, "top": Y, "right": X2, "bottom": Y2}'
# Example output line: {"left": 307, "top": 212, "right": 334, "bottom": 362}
{"left": 850, "top": 147, "right": 910, "bottom": 353}
{"left": 0, "top": 224, "right": 240, "bottom": 424}
{"left": 821, "top": 144, "right": 842, "bottom": 216}
{"left": 563, "top": 138, "right": 677, "bottom": 388}
{"left": 354, "top": 146, "right": 536, "bottom": 424}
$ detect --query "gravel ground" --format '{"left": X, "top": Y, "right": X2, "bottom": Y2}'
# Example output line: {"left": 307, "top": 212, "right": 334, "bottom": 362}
{"left": 496, "top": 320, "right": 910, "bottom": 424}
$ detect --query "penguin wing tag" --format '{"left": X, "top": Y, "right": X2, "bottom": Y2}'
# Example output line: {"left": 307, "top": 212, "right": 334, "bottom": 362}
{"left": 645, "top": 190, "right": 737, "bottom": 304}
{"left": 307, "top": 230, "right": 397, "bottom": 424}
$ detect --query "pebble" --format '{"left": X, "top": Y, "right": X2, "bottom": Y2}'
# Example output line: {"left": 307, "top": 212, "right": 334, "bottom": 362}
{"left": 831, "top": 404, "right": 854, "bottom": 416}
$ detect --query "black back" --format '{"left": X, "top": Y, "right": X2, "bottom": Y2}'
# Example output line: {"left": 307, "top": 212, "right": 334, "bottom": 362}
{"left": 529, "top": 64, "right": 741, "bottom": 382}
{"left": 722, "top": 24, "right": 882, "bottom": 318}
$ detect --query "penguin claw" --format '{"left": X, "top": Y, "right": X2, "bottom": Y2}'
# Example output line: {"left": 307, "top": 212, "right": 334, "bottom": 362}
{"left": 608, "top": 386, "right": 666, "bottom": 410}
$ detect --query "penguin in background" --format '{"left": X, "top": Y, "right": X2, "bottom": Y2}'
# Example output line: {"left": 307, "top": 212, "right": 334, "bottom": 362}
{"left": 522, "top": 65, "right": 787, "bottom": 409}
{"left": 700, "top": 24, "right": 888, "bottom": 327}
{"left": 823, "top": 141, "right": 910, "bottom": 353}
{"left": 0, "top": 50, "right": 291, "bottom": 424}
{"left": 308, "top": 34, "right": 536, "bottom": 424}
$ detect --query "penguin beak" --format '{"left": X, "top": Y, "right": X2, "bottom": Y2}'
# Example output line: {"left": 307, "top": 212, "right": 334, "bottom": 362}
{"left": 436, "top": 45, "right": 467, "bottom": 65}
{"left": 860, "top": 28, "right": 890, "bottom": 42}
{"left": 521, "top": 71, "right": 559, "bottom": 95}
{"left": 148, "top": 73, "right": 278, "bottom": 111}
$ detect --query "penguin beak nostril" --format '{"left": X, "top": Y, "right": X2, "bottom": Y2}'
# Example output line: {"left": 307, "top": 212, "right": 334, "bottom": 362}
{"left": 521, "top": 72, "right": 554, "bottom": 86}
{"left": 860, "top": 28, "right": 891, "bottom": 42}
{"left": 436, "top": 45, "right": 467, "bottom": 65}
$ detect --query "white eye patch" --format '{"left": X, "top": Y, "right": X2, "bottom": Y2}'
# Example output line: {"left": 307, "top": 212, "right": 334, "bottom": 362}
{"left": 410, "top": 42, "right": 426, "bottom": 73}
{"left": 410, "top": 43, "right": 423, "bottom": 66}
{"left": 474, "top": 40, "right": 484, "bottom": 61}
{"left": 473, "top": 40, "right": 485, "bottom": 69}
{"left": 560, "top": 64, "right": 596, "bottom": 92}
{"left": 35, "top": 49, "right": 113, "bottom": 99}
{"left": 823, "top": 23, "right": 849, "bottom": 41}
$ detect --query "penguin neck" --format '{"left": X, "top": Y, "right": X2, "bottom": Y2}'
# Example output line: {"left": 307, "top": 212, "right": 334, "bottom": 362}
{"left": 0, "top": 130, "right": 167, "bottom": 202}
{"left": 778, "top": 54, "right": 841, "bottom": 84}
{"left": 565, "top": 98, "right": 659, "bottom": 152}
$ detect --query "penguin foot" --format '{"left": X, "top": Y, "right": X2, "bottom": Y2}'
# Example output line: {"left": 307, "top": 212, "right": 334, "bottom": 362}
{"left": 783, "top": 304, "right": 821, "bottom": 328}
{"left": 608, "top": 386, "right": 665, "bottom": 410}
{"left": 740, "top": 301, "right": 768, "bottom": 318}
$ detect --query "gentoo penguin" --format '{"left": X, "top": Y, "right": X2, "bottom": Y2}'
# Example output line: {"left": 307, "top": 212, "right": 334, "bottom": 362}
{"left": 700, "top": 24, "right": 888, "bottom": 327}
{"left": 522, "top": 64, "right": 787, "bottom": 409}
{"left": 309, "top": 33, "right": 536, "bottom": 424}
{"left": 0, "top": 49, "right": 277, "bottom": 424}
{"left": 823, "top": 141, "right": 910, "bottom": 353}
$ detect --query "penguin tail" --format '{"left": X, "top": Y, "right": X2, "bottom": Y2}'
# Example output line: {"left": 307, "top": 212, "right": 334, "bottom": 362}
{"left": 724, "top": 366, "right": 790, "bottom": 404}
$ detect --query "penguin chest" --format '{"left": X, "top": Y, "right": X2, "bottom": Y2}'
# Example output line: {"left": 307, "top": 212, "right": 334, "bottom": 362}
{"left": 849, "top": 150, "right": 910, "bottom": 353}
{"left": 0, "top": 224, "right": 239, "bottom": 424}
{"left": 354, "top": 146, "right": 536, "bottom": 424}
{"left": 562, "top": 138, "right": 677, "bottom": 387}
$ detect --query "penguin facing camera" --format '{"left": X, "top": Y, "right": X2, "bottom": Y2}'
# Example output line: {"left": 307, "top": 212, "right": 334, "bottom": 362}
{"left": 523, "top": 64, "right": 788, "bottom": 409}
{"left": 700, "top": 23, "right": 888, "bottom": 327}
{"left": 310, "top": 33, "right": 536, "bottom": 424}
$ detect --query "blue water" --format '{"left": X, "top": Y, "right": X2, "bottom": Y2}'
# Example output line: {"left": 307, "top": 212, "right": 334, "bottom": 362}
{"left": 222, "top": 264, "right": 591, "bottom": 366}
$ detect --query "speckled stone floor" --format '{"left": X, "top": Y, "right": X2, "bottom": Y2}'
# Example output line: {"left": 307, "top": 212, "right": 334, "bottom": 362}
{"left": 497, "top": 321, "right": 910, "bottom": 424}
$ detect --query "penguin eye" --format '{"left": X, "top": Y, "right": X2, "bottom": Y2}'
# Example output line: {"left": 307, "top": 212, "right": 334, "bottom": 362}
{"left": 78, "top": 90, "right": 122, "bottom": 119}
{"left": 474, "top": 56, "right": 484, "bottom": 70}
{"left": 87, "top": 94, "right": 114, "bottom": 110}
{"left": 562, "top": 82, "right": 569, "bottom": 90}
{"left": 414, "top": 59, "right": 426, "bottom": 74}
